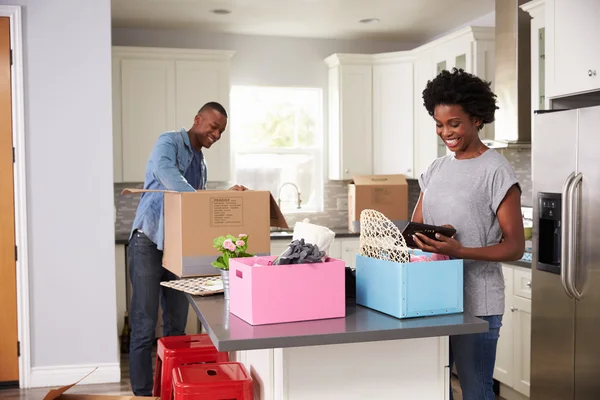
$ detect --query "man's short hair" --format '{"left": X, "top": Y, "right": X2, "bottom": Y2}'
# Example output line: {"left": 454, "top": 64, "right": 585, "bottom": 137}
{"left": 199, "top": 102, "right": 228, "bottom": 118}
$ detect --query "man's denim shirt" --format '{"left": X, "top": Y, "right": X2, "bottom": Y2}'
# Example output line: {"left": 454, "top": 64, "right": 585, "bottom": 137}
{"left": 130, "top": 128, "right": 207, "bottom": 250}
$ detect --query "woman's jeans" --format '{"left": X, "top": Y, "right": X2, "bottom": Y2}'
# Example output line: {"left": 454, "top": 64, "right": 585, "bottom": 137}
{"left": 450, "top": 315, "right": 503, "bottom": 400}
{"left": 128, "top": 231, "right": 190, "bottom": 396}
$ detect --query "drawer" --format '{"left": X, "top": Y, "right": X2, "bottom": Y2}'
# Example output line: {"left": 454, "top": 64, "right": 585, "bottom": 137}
{"left": 341, "top": 238, "right": 360, "bottom": 269}
{"left": 513, "top": 269, "right": 532, "bottom": 300}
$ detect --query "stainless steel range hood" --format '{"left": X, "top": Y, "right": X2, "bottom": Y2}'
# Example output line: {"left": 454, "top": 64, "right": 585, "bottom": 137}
{"left": 483, "top": 0, "right": 532, "bottom": 149}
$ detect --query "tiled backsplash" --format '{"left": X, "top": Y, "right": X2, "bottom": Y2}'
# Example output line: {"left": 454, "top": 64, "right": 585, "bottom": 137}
{"left": 114, "top": 180, "right": 421, "bottom": 238}
{"left": 114, "top": 150, "right": 531, "bottom": 237}
{"left": 499, "top": 146, "right": 533, "bottom": 207}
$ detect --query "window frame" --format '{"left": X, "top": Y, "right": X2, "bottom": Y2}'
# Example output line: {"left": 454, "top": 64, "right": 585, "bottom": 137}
{"left": 229, "top": 85, "right": 325, "bottom": 213}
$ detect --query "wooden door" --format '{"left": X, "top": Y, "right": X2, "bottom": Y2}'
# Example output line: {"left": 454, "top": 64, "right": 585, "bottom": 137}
{"left": 0, "top": 16, "right": 19, "bottom": 383}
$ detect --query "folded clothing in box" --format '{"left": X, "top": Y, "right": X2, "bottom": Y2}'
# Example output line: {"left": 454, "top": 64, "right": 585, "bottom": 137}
{"left": 228, "top": 255, "right": 346, "bottom": 325}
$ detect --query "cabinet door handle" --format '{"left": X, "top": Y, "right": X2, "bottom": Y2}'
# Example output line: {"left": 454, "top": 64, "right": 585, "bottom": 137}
{"left": 588, "top": 69, "right": 597, "bottom": 77}
{"left": 344, "top": 169, "right": 349, "bottom": 174}
{"left": 526, "top": 281, "right": 532, "bottom": 288}
{"left": 510, "top": 306, "right": 519, "bottom": 312}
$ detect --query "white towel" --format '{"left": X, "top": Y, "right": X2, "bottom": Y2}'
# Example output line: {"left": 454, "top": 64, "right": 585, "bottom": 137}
{"left": 291, "top": 220, "right": 336, "bottom": 256}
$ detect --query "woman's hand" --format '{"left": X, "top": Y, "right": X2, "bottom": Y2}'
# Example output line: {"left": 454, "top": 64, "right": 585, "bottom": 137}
{"left": 413, "top": 224, "right": 463, "bottom": 258}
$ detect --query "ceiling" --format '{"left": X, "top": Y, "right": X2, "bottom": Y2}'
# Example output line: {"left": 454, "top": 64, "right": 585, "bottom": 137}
{"left": 111, "top": 0, "right": 495, "bottom": 42}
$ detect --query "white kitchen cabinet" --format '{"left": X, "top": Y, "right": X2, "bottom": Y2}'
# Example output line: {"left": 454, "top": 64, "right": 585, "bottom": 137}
{"left": 119, "top": 58, "right": 176, "bottom": 182}
{"left": 521, "top": 0, "right": 547, "bottom": 139}
{"left": 512, "top": 295, "right": 531, "bottom": 397}
{"left": 174, "top": 60, "right": 232, "bottom": 182}
{"left": 495, "top": 264, "right": 532, "bottom": 399}
{"left": 324, "top": 27, "right": 494, "bottom": 182}
{"left": 328, "top": 239, "right": 342, "bottom": 260}
{"left": 325, "top": 54, "right": 373, "bottom": 181}
{"left": 270, "top": 239, "right": 290, "bottom": 257}
{"left": 340, "top": 237, "right": 361, "bottom": 269}
{"left": 494, "top": 266, "right": 515, "bottom": 386}
{"left": 372, "top": 55, "right": 416, "bottom": 178}
{"left": 235, "top": 337, "right": 449, "bottom": 400}
{"left": 112, "top": 47, "right": 234, "bottom": 183}
{"left": 412, "top": 53, "right": 437, "bottom": 181}
{"left": 412, "top": 27, "right": 495, "bottom": 179}
{"left": 546, "top": 0, "right": 600, "bottom": 98}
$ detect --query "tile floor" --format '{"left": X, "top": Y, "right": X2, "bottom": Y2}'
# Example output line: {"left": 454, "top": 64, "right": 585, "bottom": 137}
{"left": 0, "top": 351, "right": 502, "bottom": 399}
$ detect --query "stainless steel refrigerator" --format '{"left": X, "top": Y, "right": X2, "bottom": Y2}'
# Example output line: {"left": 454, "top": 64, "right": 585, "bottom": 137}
{"left": 531, "top": 105, "right": 600, "bottom": 400}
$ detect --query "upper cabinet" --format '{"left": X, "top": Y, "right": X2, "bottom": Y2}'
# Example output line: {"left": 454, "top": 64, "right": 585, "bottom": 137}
{"left": 372, "top": 54, "right": 415, "bottom": 178}
{"left": 112, "top": 47, "right": 234, "bottom": 183}
{"left": 325, "top": 54, "right": 373, "bottom": 181}
{"left": 325, "top": 27, "right": 495, "bottom": 181}
{"left": 546, "top": 0, "right": 600, "bottom": 98}
{"left": 412, "top": 27, "right": 495, "bottom": 179}
{"left": 522, "top": 0, "right": 547, "bottom": 137}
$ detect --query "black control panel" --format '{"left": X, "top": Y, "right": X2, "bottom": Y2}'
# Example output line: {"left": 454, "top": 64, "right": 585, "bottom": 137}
{"left": 537, "top": 192, "right": 562, "bottom": 275}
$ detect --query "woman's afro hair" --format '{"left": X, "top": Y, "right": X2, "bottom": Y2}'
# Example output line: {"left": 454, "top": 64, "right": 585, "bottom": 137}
{"left": 422, "top": 68, "right": 498, "bottom": 130}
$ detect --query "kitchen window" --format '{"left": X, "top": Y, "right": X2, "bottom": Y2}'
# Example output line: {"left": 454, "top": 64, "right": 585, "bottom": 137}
{"left": 230, "top": 85, "right": 324, "bottom": 213}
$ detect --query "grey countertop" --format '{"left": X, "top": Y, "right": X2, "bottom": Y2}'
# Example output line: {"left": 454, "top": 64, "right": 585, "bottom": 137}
{"left": 187, "top": 295, "right": 488, "bottom": 352}
{"left": 505, "top": 260, "right": 532, "bottom": 269}
{"left": 115, "top": 233, "right": 129, "bottom": 245}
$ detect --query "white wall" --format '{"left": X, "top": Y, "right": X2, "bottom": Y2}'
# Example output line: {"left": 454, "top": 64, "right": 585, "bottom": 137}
{"left": 10, "top": 0, "right": 118, "bottom": 385}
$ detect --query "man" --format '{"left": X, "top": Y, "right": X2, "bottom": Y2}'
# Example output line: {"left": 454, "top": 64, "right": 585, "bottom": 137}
{"left": 127, "top": 102, "right": 244, "bottom": 396}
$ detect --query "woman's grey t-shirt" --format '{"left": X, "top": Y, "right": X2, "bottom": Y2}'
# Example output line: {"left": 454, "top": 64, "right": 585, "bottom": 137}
{"left": 418, "top": 149, "right": 520, "bottom": 317}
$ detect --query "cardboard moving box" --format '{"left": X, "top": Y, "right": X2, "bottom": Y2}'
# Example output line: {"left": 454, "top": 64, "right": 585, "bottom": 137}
{"left": 122, "top": 189, "right": 288, "bottom": 277}
{"left": 44, "top": 368, "right": 158, "bottom": 399}
{"left": 348, "top": 175, "right": 408, "bottom": 232}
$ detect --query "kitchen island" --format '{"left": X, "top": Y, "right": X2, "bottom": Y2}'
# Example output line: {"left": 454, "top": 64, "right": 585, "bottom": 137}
{"left": 188, "top": 295, "right": 487, "bottom": 400}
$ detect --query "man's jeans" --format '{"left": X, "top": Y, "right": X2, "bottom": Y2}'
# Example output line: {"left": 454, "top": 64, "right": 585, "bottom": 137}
{"left": 128, "top": 231, "right": 190, "bottom": 396}
{"left": 450, "top": 315, "right": 503, "bottom": 400}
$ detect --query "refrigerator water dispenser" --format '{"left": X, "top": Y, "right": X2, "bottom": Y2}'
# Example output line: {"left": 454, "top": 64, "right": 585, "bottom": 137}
{"left": 537, "top": 192, "right": 562, "bottom": 274}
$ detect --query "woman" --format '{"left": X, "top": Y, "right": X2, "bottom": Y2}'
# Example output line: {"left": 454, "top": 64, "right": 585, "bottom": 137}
{"left": 412, "top": 68, "right": 524, "bottom": 400}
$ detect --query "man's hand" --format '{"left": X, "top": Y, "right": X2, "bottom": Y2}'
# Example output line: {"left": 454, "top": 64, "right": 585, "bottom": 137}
{"left": 413, "top": 224, "right": 462, "bottom": 258}
{"left": 228, "top": 184, "right": 248, "bottom": 191}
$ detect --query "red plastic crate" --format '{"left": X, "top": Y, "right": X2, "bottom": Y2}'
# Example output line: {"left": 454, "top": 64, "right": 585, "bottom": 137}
{"left": 172, "top": 362, "right": 253, "bottom": 400}
{"left": 152, "top": 334, "right": 229, "bottom": 400}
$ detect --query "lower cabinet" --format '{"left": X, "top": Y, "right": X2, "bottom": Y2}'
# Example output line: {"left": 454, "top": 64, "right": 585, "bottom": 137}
{"left": 494, "top": 265, "right": 532, "bottom": 399}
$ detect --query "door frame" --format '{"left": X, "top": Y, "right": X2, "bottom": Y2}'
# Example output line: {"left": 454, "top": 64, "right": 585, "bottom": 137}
{"left": 0, "top": 5, "right": 30, "bottom": 389}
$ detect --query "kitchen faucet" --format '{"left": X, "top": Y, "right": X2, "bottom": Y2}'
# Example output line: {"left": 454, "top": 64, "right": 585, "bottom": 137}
{"left": 277, "top": 182, "right": 302, "bottom": 209}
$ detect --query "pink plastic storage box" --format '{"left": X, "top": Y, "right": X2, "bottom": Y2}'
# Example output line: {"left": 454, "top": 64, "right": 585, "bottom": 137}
{"left": 228, "top": 256, "right": 346, "bottom": 325}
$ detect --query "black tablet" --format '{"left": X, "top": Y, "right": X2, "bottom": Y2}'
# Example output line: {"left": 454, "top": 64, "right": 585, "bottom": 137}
{"left": 402, "top": 222, "right": 457, "bottom": 249}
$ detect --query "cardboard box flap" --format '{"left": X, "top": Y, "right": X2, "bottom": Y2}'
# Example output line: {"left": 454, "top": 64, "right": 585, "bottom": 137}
{"left": 350, "top": 175, "right": 407, "bottom": 186}
{"left": 121, "top": 188, "right": 176, "bottom": 195}
{"left": 43, "top": 368, "right": 159, "bottom": 399}
{"left": 122, "top": 188, "right": 288, "bottom": 229}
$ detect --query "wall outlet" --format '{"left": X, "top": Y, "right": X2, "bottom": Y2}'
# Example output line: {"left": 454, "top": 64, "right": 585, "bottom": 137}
{"left": 336, "top": 198, "right": 348, "bottom": 211}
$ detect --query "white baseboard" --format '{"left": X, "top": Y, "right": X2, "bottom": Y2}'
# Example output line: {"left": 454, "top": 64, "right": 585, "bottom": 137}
{"left": 29, "top": 362, "right": 121, "bottom": 388}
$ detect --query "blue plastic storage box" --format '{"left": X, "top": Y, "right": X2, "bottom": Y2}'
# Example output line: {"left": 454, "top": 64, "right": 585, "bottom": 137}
{"left": 355, "top": 251, "right": 463, "bottom": 319}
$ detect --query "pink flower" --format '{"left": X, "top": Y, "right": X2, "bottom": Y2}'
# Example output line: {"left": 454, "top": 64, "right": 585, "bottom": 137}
{"left": 223, "top": 239, "right": 236, "bottom": 252}
{"left": 236, "top": 240, "right": 245, "bottom": 247}
{"left": 238, "top": 234, "right": 247, "bottom": 238}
